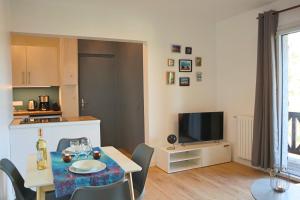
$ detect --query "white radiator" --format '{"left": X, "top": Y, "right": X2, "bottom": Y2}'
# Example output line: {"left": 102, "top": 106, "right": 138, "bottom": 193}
{"left": 236, "top": 115, "right": 254, "bottom": 160}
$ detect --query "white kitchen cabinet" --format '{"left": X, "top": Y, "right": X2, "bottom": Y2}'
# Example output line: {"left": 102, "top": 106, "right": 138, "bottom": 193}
{"left": 11, "top": 45, "right": 59, "bottom": 87}
{"left": 11, "top": 45, "right": 27, "bottom": 86}
{"left": 27, "top": 46, "right": 59, "bottom": 86}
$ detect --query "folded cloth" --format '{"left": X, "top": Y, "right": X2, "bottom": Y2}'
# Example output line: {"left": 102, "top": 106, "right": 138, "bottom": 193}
{"left": 50, "top": 147, "right": 125, "bottom": 198}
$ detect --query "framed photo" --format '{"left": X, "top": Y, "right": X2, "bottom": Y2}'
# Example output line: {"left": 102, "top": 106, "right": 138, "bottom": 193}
{"left": 196, "top": 72, "right": 202, "bottom": 82}
{"left": 167, "top": 59, "right": 175, "bottom": 67}
{"left": 166, "top": 72, "right": 175, "bottom": 85}
{"left": 195, "top": 57, "right": 202, "bottom": 66}
{"left": 179, "top": 77, "right": 190, "bottom": 86}
{"left": 171, "top": 45, "right": 181, "bottom": 53}
{"left": 179, "top": 59, "right": 192, "bottom": 72}
{"left": 185, "top": 47, "right": 192, "bottom": 54}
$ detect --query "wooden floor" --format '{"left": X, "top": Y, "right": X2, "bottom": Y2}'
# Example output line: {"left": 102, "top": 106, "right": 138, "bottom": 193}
{"left": 143, "top": 163, "right": 267, "bottom": 200}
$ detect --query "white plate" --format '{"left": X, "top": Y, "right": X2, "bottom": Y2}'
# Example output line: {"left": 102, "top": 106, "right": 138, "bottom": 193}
{"left": 69, "top": 160, "right": 106, "bottom": 174}
{"left": 63, "top": 147, "right": 79, "bottom": 155}
{"left": 62, "top": 146, "right": 82, "bottom": 155}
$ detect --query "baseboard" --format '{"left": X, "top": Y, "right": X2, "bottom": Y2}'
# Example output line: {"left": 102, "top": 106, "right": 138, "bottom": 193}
{"left": 233, "top": 157, "right": 252, "bottom": 167}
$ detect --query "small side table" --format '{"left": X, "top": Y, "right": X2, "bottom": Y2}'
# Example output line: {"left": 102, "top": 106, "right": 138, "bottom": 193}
{"left": 251, "top": 178, "right": 300, "bottom": 200}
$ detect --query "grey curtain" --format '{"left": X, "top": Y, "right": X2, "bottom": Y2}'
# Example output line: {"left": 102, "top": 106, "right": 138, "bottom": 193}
{"left": 252, "top": 11, "right": 280, "bottom": 169}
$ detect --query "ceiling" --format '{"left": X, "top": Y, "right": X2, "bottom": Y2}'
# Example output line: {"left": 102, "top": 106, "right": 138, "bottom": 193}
{"left": 214, "top": 0, "right": 277, "bottom": 20}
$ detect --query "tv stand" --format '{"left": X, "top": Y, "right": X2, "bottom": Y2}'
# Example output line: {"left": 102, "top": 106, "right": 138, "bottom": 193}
{"left": 157, "top": 142, "right": 231, "bottom": 173}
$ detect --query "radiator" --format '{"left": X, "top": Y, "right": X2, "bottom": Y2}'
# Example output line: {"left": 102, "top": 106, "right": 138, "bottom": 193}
{"left": 236, "top": 115, "right": 254, "bottom": 160}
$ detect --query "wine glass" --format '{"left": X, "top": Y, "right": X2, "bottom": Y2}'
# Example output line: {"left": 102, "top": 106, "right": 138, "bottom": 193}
{"left": 70, "top": 140, "right": 80, "bottom": 160}
{"left": 81, "top": 138, "right": 92, "bottom": 159}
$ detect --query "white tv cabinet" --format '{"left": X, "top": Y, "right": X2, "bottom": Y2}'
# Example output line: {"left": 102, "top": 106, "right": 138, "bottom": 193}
{"left": 156, "top": 142, "right": 231, "bottom": 173}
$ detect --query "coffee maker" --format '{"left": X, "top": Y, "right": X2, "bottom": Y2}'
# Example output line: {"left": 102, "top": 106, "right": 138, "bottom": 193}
{"left": 39, "top": 95, "right": 50, "bottom": 111}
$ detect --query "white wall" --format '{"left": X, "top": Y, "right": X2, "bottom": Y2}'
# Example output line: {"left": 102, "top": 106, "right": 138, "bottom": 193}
{"left": 10, "top": 0, "right": 218, "bottom": 154}
{"left": 0, "top": 0, "right": 12, "bottom": 199}
{"left": 216, "top": 0, "right": 300, "bottom": 165}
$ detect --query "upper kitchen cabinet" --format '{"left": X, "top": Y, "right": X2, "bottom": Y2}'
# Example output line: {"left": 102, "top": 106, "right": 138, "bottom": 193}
{"left": 11, "top": 34, "right": 60, "bottom": 87}
{"left": 27, "top": 46, "right": 59, "bottom": 86}
{"left": 59, "top": 38, "right": 78, "bottom": 85}
{"left": 12, "top": 45, "right": 27, "bottom": 86}
{"left": 11, "top": 45, "right": 59, "bottom": 87}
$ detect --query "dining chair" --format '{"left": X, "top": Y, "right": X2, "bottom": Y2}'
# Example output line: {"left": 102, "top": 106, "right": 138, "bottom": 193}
{"left": 70, "top": 180, "right": 131, "bottom": 200}
{"left": 131, "top": 143, "right": 154, "bottom": 200}
{"left": 56, "top": 137, "right": 88, "bottom": 152}
{"left": 0, "top": 158, "right": 68, "bottom": 200}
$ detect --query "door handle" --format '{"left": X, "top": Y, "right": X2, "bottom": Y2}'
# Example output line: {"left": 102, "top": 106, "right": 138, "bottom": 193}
{"left": 81, "top": 98, "right": 88, "bottom": 110}
{"left": 28, "top": 72, "right": 31, "bottom": 84}
{"left": 22, "top": 72, "right": 25, "bottom": 84}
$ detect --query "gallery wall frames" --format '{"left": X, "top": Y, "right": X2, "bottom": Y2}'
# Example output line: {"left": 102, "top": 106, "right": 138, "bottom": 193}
{"left": 179, "top": 59, "right": 192, "bottom": 72}
{"left": 179, "top": 77, "right": 190, "bottom": 86}
{"left": 166, "top": 72, "right": 175, "bottom": 85}
{"left": 195, "top": 57, "right": 202, "bottom": 66}
{"left": 185, "top": 47, "right": 192, "bottom": 54}
{"left": 168, "top": 59, "right": 175, "bottom": 66}
{"left": 196, "top": 72, "right": 202, "bottom": 82}
{"left": 168, "top": 44, "right": 204, "bottom": 86}
{"left": 171, "top": 45, "right": 181, "bottom": 53}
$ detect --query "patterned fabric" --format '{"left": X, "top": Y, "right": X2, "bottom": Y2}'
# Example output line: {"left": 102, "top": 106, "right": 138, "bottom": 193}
{"left": 50, "top": 147, "right": 125, "bottom": 198}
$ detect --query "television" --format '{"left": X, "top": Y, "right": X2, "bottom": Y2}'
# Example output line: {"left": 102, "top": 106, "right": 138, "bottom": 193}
{"left": 178, "top": 112, "right": 223, "bottom": 143}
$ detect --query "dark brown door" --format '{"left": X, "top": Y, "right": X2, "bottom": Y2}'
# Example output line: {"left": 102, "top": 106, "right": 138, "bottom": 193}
{"left": 79, "top": 54, "right": 118, "bottom": 146}
{"left": 78, "top": 40, "right": 144, "bottom": 152}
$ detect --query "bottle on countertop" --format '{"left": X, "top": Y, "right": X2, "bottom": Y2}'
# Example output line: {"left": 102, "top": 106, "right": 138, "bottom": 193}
{"left": 36, "top": 128, "right": 48, "bottom": 170}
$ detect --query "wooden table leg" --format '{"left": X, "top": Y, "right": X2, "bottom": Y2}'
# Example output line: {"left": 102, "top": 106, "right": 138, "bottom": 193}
{"left": 36, "top": 187, "right": 42, "bottom": 200}
{"left": 127, "top": 173, "right": 135, "bottom": 200}
{"left": 36, "top": 186, "right": 46, "bottom": 200}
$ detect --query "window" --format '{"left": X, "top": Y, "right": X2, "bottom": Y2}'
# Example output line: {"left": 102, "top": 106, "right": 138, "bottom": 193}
{"left": 279, "top": 29, "right": 300, "bottom": 176}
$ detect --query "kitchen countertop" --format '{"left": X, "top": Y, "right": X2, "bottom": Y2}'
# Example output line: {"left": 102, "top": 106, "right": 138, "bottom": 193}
{"left": 10, "top": 116, "right": 100, "bottom": 129}
{"left": 13, "top": 110, "right": 62, "bottom": 116}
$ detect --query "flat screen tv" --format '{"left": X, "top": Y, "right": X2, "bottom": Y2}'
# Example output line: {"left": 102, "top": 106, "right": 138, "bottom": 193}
{"left": 178, "top": 112, "right": 223, "bottom": 143}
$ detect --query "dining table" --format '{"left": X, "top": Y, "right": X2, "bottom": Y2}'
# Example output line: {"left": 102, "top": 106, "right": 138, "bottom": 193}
{"left": 24, "top": 146, "right": 142, "bottom": 200}
{"left": 251, "top": 178, "right": 300, "bottom": 200}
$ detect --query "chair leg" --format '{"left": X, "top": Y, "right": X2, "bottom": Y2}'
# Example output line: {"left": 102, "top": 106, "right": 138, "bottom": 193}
{"left": 127, "top": 173, "right": 135, "bottom": 200}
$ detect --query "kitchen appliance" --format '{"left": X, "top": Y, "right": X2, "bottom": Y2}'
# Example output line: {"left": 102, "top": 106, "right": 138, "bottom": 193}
{"left": 39, "top": 95, "right": 50, "bottom": 111}
{"left": 27, "top": 100, "right": 37, "bottom": 111}
{"left": 52, "top": 102, "right": 61, "bottom": 111}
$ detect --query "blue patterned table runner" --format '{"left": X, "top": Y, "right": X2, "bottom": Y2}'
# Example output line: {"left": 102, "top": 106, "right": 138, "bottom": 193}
{"left": 50, "top": 147, "right": 125, "bottom": 198}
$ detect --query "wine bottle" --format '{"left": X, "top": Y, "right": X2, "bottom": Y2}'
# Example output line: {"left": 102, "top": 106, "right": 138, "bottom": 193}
{"left": 36, "top": 128, "right": 47, "bottom": 170}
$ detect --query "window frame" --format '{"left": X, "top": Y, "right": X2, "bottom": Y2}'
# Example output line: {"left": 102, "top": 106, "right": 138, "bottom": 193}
{"left": 276, "top": 25, "right": 300, "bottom": 181}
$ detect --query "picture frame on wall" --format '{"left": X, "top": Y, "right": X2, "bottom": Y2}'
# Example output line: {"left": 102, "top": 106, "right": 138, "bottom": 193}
{"left": 195, "top": 57, "right": 202, "bottom": 66}
{"left": 168, "top": 59, "right": 175, "bottom": 66}
{"left": 196, "top": 72, "right": 202, "bottom": 81}
{"left": 179, "top": 59, "right": 192, "bottom": 72}
{"left": 185, "top": 47, "right": 192, "bottom": 54}
{"left": 171, "top": 45, "right": 181, "bottom": 53}
{"left": 166, "top": 72, "right": 175, "bottom": 85}
{"left": 179, "top": 77, "right": 190, "bottom": 86}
